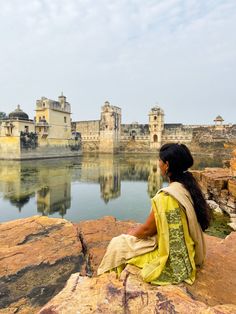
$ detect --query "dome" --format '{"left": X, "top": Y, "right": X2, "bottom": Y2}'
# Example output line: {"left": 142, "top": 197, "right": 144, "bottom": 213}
{"left": 9, "top": 105, "right": 29, "bottom": 120}
{"left": 214, "top": 115, "right": 224, "bottom": 122}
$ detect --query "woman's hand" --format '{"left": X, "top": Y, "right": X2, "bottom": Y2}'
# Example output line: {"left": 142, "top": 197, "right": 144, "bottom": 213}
{"left": 126, "top": 211, "right": 157, "bottom": 239}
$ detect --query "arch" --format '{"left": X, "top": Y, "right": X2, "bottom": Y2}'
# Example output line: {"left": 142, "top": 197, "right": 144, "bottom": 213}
{"left": 131, "top": 130, "right": 137, "bottom": 140}
{"left": 153, "top": 134, "right": 158, "bottom": 142}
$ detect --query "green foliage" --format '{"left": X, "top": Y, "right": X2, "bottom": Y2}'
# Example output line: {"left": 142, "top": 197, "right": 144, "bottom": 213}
{"left": 0, "top": 112, "right": 6, "bottom": 119}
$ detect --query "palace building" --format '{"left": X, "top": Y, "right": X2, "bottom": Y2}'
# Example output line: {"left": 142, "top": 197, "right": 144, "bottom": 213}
{"left": 0, "top": 94, "right": 81, "bottom": 160}
{"left": 1, "top": 96, "right": 235, "bottom": 159}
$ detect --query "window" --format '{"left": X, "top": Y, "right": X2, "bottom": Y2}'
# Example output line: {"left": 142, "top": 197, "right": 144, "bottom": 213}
{"left": 64, "top": 116, "right": 67, "bottom": 123}
{"left": 25, "top": 126, "right": 29, "bottom": 133}
{"left": 154, "top": 116, "right": 157, "bottom": 120}
{"left": 153, "top": 134, "right": 158, "bottom": 142}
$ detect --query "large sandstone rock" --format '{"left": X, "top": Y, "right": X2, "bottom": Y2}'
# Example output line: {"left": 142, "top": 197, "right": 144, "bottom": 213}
{"left": 187, "top": 232, "right": 236, "bottom": 306}
{"left": 230, "top": 148, "right": 236, "bottom": 176}
{"left": 39, "top": 216, "right": 236, "bottom": 313}
{"left": 0, "top": 216, "right": 83, "bottom": 314}
{"left": 39, "top": 270, "right": 236, "bottom": 314}
{"left": 76, "top": 216, "right": 138, "bottom": 274}
{"left": 1, "top": 216, "right": 236, "bottom": 313}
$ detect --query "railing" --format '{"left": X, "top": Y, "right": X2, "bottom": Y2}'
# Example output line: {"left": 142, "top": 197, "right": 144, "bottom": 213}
{"left": 35, "top": 121, "right": 50, "bottom": 127}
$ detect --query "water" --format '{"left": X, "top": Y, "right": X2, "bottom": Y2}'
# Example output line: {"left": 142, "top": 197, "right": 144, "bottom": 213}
{"left": 0, "top": 154, "right": 230, "bottom": 237}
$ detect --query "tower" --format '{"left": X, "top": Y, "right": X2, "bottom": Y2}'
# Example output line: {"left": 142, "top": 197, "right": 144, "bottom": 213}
{"left": 149, "top": 106, "right": 164, "bottom": 150}
{"left": 99, "top": 101, "right": 121, "bottom": 153}
{"left": 35, "top": 94, "right": 71, "bottom": 141}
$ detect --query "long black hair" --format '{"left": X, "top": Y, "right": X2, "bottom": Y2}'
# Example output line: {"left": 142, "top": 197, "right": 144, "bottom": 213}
{"left": 159, "top": 143, "right": 211, "bottom": 231}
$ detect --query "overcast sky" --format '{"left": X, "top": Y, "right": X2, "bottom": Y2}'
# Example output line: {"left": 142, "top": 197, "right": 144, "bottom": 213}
{"left": 0, "top": 0, "right": 235, "bottom": 124}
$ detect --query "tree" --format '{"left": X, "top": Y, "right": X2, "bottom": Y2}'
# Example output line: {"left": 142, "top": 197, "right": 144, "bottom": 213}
{"left": 0, "top": 112, "right": 6, "bottom": 119}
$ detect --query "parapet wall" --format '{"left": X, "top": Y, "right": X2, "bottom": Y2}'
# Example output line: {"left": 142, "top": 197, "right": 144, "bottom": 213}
{"left": 0, "top": 137, "right": 81, "bottom": 160}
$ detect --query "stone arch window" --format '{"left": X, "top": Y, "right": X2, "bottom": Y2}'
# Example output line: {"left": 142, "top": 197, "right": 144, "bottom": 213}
{"left": 154, "top": 116, "right": 157, "bottom": 120}
{"left": 131, "top": 130, "right": 137, "bottom": 140}
{"left": 153, "top": 134, "right": 158, "bottom": 142}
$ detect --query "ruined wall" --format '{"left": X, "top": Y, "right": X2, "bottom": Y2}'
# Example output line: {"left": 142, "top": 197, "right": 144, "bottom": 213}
{"left": 74, "top": 121, "right": 100, "bottom": 139}
{"left": 119, "top": 123, "right": 151, "bottom": 152}
{"left": 73, "top": 121, "right": 100, "bottom": 153}
{"left": 162, "top": 124, "right": 192, "bottom": 144}
{"left": 189, "top": 125, "right": 236, "bottom": 154}
{"left": 119, "top": 139, "right": 151, "bottom": 153}
{"left": 121, "top": 123, "right": 149, "bottom": 140}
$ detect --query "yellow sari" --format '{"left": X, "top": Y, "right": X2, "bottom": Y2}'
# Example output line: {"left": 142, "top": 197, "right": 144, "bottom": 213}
{"left": 125, "top": 192, "right": 196, "bottom": 285}
{"left": 98, "top": 182, "right": 205, "bottom": 285}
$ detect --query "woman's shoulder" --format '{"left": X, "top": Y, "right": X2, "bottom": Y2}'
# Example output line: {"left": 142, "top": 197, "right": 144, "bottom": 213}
{"left": 152, "top": 190, "right": 179, "bottom": 208}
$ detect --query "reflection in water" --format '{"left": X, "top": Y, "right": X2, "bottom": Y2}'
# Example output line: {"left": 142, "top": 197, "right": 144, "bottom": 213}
{"left": 0, "top": 155, "right": 223, "bottom": 220}
{"left": 9, "top": 195, "right": 31, "bottom": 212}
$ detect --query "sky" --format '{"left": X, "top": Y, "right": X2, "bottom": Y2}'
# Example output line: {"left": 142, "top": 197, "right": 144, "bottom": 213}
{"left": 0, "top": 0, "right": 235, "bottom": 124}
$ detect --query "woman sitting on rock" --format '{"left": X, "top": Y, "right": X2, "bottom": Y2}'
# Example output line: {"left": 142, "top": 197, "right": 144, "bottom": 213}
{"left": 97, "top": 143, "right": 211, "bottom": 285}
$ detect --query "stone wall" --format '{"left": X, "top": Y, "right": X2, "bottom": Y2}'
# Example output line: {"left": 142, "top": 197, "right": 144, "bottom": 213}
{"left": 119, "top": 139, "right": 151, "bottom": 153}
{"left": 189, "top": 125, "right": 236, "bottom": 154}
{"left": 121, "top": 123, "right": 149, "bottom": 140}
{"left": 74, "top": 120, "right": 100, "bottom": 140}
{"left": 162, "top": 125, "right": 192, "bottom": 143}
{"left": 192, "top": 166, "right": 236, "bottom": 230}
{"left": 0, "top": 136, "right": 21, "bottom": 159}
{"left": 73, "top": 118, "right": 236, "bottom": 154}
{"left": 0, "top": 137, "right": 81, "bottom": 160}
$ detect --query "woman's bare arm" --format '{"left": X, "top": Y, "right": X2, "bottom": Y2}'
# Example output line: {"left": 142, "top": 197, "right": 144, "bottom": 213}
{"left": 127, "top": 210, "right": 157, "bottom": 239}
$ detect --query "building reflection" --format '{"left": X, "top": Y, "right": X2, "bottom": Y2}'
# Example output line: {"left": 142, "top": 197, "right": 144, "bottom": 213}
{"left": 147, "top": 159, "right": 163, "bottom": 198}
{"left": 0, "top": 159, "right": 73, "bottom": 217}
{"left": 0, "top": 155, "right": 164, "bottom": 217}
{"left": 79, "top": 155, "right": 121, "bottom": 203}
{"left": 0, "top": 161, "right": 36, "bottom": 211}
{"left": 98, "top": 157, "right": 121, "bottom": 203}
{"left": 37, "top": 183, "right": 71, "bottom": 217}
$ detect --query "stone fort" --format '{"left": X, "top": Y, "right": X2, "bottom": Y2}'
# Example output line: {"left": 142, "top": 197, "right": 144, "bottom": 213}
{"left": 73, "top": 100, "right": 236, "bottom": 154}
{"left": 1, "top": 95, "right": 236, "bottom": 159}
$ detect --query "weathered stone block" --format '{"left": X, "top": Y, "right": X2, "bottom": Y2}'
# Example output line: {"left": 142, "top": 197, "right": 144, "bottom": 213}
{"left": 0, "top": 216, "right": 83, "bottom": 313}
{"left": 228, "top": 179, "right": 236, "bottom": 198}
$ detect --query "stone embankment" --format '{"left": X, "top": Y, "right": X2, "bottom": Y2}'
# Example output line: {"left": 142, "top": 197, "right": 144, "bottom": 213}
{"left": 192, "top": 149, "right": 236, "bottom": 230}
{"left": 0, "top": 216, "right": 235, "bottom": 314}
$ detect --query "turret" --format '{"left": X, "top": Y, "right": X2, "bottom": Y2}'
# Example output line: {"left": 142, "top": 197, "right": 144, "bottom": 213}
{"left": 149, "top": 105, "right": 164, "bottom": 149}
{"left": 99, "top": 101, "right": 121, "bottom": 153}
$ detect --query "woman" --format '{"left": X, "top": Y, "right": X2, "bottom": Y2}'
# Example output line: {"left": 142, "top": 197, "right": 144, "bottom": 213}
{"left": 97, "top": 143, "right": 211, "bottom": 285}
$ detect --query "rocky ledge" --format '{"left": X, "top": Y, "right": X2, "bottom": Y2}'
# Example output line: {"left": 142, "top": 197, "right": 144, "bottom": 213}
{"left": 0, "top": 216, "right": 235, "bottom": 314}
{"left": 191, "top": 148, "right": 236, "bottom": 231}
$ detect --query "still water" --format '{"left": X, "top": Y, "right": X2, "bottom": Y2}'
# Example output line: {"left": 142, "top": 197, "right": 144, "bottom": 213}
{"left": 0, "top": 154, "right": 229, "bottom": 236}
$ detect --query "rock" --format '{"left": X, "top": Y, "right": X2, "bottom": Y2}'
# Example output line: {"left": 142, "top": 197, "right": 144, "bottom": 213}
{"left": 228, "top": 222, "right": 236, "bottom": 231}
{"left": 1, "top": 216, "right": 236, "bottom": 313}
{"left": 187, "top": 232, "right": 236, "bottom": 306}
{"left": 0, "top": 216, "right": 83, "bottom": 314}
{"left": 39, "top": 270, "right": 236, "bottom": 314}
{"left": 76, "top": 216, "right": 138, "bottom": 274}
{"left": 206, "top": 200, "right": 223, "bottom": 214}
{"left": 193, "top": 168, "right": 236, "bottom": 216}
{"left": 39, "top": 216, "right": 236, "bottom": 313}
{"left": 230, "top": 149, "right": 236, "bottom": 176}
{"left": 228, "top": 179, "right": 236, "bottom": 198}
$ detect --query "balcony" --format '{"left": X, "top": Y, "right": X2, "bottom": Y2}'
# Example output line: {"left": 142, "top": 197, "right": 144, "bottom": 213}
{"left": 35, "top": 120, "right": 50, "bottom": 127}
